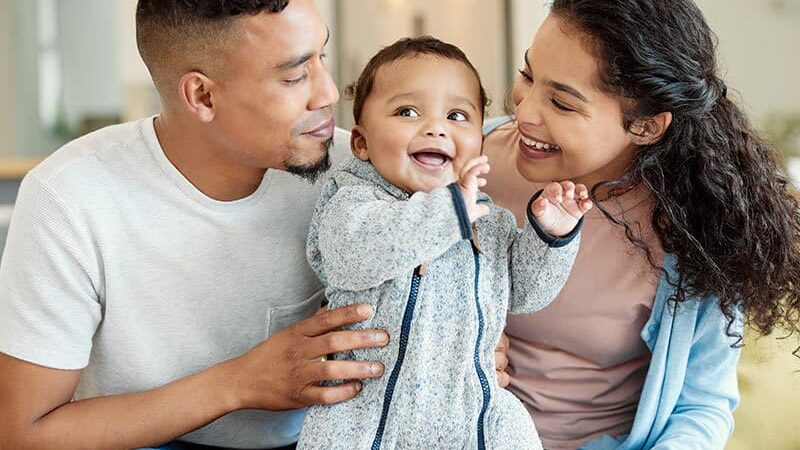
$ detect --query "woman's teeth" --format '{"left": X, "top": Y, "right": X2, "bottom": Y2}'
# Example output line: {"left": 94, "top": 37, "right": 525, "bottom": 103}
{"left": 521, "top": 135, "right": 561, "bottom": 152}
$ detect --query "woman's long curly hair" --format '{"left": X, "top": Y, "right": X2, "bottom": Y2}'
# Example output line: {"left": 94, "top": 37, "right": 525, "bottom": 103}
{"left": 551, "top": 0, "right": 800, "bottom": 346}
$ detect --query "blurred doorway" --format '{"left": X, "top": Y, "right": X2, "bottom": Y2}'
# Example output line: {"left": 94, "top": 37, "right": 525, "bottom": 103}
{"left": 334, "top": 0, "right": 512, "bottom": 129}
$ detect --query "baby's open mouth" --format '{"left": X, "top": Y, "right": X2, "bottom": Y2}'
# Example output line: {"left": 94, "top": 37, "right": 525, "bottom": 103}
{"left": 411, "top": 148, "right": 453, "bottom": 169}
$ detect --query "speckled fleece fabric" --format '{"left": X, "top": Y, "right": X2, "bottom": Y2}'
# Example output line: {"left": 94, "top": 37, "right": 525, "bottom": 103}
{"left": 298, "top": 158, "right": 581, "bottom": 450}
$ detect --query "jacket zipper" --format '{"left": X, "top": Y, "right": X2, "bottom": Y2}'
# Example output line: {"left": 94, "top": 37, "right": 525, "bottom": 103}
{"left": 371, "top": 266, "right": 423, "bottom": 450}
{"left": 472, "top": 249, "right": 490, "bottom": 450}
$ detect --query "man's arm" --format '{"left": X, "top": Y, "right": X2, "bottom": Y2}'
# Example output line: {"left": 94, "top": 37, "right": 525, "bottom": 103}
{"left": 0, "top": 304, "right": 388, "bottom": 450}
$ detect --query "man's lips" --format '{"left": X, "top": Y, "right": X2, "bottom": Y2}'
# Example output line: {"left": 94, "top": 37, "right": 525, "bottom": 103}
{"left": 305, "top": 118, "right": 335, "bottom": 139}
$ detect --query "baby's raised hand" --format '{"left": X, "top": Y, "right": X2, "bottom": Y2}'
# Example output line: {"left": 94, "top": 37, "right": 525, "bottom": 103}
{"left": 530, "top": 181, "right": 593, "bottom": 237}
{"left": 458, "top": 155, "right": 491, "bottom": 223}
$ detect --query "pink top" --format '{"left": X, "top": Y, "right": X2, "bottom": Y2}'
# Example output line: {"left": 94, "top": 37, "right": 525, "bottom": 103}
{"left": 506, "top": 188, "right": 663, "bottom": 450}
{"left": 483, "top": 121, "right": 664, "bottom": 450}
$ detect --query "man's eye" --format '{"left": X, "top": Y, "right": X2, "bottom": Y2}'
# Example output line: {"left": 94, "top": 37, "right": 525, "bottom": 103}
{"left": 285, "top": 73, "right": 307, "bottom": 84}
{"left": 398, "top": 108, "right": 420, "bottom": 117}
{"left": 448, "top": 111, "right": 468, "bottom": 122}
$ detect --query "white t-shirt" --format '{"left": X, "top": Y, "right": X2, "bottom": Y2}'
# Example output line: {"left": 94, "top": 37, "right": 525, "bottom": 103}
{"left": 0, "top": 117, "right": 350, "bottom": 448}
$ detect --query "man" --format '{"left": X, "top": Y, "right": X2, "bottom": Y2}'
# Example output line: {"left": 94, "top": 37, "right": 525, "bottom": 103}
{"left": 0, "top": 1, "right": 388, "bottom": 449}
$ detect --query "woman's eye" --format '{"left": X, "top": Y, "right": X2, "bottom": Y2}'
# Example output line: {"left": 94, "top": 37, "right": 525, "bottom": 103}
{"left": 551, "top": 99, "right": 575, "bottom": 112}
{"left": 448, "top": 111, "right": 468, "bottom": 122}
{"left": 398, "top": 108, "right": 420, "bottom": 117}
{"left": 518, "top": 69, "right": 533, "bottom": 83}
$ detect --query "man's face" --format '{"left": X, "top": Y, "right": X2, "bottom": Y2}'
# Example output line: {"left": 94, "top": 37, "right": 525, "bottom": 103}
{"left": 210, "top": 0, "right": 339, "bottom": 180}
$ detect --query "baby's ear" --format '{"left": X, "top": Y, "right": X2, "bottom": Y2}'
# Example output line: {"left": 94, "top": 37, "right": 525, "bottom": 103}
{"left": 350, "top": 126, "right": 370, "bottom": 161}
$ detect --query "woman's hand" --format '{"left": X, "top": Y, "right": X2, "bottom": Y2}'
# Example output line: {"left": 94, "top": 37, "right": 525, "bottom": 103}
{"left": 495, "top": 332, "right": 510, "bottom": 388}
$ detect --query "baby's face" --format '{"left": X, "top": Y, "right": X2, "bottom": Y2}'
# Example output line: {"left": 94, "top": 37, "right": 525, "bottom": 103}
{"left": 352, "top": 55, "right": 484, "bottom": 193}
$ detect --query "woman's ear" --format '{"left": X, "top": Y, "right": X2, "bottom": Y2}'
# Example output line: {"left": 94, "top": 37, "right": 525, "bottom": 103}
{"left": 630, "top": 112, "right": 672, "bottom": 145}
{"left": 178, "top": 71, "right": 217, "bottom": 123}
{"left": 350, "top": 126, "right": 370, "bottom": 161}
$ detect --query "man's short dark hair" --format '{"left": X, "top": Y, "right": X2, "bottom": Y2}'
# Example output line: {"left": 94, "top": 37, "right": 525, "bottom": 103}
{"left": 347, "top": 36, "right": 489, "bottom": 124}
{"left": 135, "top": 0, "right": 291, "bottom": 99}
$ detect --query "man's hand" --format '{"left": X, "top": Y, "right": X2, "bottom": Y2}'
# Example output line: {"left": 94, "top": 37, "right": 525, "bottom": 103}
{"left": 225, "top": 303, "right": 389, "bottom": 410}
{"left": 458, "top": 155, "right": 492, "bottom": 223}
{"left": 495, "top": 332, "right": 510, "bottom": 388}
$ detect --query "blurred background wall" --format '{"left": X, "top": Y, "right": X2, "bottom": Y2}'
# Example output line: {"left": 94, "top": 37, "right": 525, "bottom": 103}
{"left": 0, "top": 1, "right": 798, "bottom": 448}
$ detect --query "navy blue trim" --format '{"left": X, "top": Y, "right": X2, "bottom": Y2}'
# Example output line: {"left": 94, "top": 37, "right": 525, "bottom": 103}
{"left": 526, "top": 189, "right": 584, "bottom": 248}
{"left": 472, "top": 249, "right": 489, "bottom": 450}
{"left": 371, "top": 267, "right": 423, "bottom": 450}
{"left": 447, "top": 183, "right": 473, "bottom": 240}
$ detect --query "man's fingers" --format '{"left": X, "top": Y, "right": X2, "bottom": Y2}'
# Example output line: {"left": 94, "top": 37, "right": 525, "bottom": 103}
{"left": 302, "top": 360, "right": 384, "bottom": 385}
{"left": 297, "top": 303, "right": 373, "bottom": 337}
{"left": 307, "top": 329, "right": 389, "bottom": 358}
{"left": 298, "top": 381, "right": 364, "bottom": 406}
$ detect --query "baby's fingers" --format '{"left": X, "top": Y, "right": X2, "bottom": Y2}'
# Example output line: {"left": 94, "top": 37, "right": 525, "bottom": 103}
{"left": 460, "top": 155, "right": 489, "bottom": 179}
{"left": 560, "top": 180, "right": 576, "bottom": 200}
{"left": 542, "top": 182, "right": 565, "bottom": 203}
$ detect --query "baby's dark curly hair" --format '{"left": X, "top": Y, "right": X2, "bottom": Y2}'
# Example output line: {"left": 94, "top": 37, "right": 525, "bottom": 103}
{"left": 552, "top": 0, "right": 800, "bottom": 350}
{"left": 347, "top": 36, "right": 489, "bottom": 125}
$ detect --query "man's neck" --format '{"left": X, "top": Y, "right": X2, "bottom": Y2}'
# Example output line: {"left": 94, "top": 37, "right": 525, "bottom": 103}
{"left": 153, "top": 113, "right": 267, "bottom": 201}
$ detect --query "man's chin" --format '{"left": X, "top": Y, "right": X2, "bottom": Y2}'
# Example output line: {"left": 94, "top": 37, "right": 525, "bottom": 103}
{"left": 285, "top": 138, "right": 333, "bottom": 183}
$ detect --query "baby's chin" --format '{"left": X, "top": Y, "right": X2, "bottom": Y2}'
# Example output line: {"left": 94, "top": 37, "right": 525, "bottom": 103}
{"left": 406, "top": 176, "right": 458, "bottom": 195}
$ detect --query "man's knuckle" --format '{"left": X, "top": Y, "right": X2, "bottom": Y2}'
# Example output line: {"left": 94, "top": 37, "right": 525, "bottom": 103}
{"left": 316, "top": 313, "right": 332, "bottom": 329}
{"left": 286, "top": 346, "right": 302, "bottom": 360}
{"left": 291, "top": 386, "right": 305, "bottom": 402}
{"left": 326, "top": 334, "right": 343, "bottom": 349}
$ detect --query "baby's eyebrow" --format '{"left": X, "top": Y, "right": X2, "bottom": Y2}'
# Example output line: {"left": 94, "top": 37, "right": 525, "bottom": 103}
{"left": 451, "top": 95, "right": 479, "bottom": 112}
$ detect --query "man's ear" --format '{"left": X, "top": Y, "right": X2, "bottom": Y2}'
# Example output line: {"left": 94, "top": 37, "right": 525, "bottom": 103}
{"left": 350, "top": 126, "right": 370, "bottom": 161}
{"left": 630, "top": 111, "right": 672, "bottom": 145}
{"left": 178, "top": 71, "right": 217, "bottom": 123}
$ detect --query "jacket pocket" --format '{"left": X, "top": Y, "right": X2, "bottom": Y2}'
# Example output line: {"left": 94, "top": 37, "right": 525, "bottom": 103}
{"left": 265, "top": 289, "right": 326, "bottom": 337}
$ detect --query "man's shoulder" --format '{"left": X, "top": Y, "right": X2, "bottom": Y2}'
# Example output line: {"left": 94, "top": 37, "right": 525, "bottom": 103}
{"left": 30, "top": 118, "right": 151, "bottom": 189}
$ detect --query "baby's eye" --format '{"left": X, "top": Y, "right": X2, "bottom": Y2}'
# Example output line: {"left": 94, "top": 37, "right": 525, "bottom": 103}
{"left": 397, "top": 108, "right": 420, "bottom": 117}
{"left": 448, "top": 111, "right": 468, "bottom": 122}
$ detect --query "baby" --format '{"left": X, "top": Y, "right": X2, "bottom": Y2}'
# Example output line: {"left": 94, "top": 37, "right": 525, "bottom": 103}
{"left": 298, "top": 37, "right": 592, "bottom": 450}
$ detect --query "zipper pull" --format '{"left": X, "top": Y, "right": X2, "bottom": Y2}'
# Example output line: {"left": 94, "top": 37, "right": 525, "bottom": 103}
{"left": 471, "top": 222, "right": 482, "bottom": 254}
{"left": 418, "top": 261, "right": 428, "bottom": 277}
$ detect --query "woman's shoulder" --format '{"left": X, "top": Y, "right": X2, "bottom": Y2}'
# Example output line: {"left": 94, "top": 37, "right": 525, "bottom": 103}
{"left": 483, "top": 115, "right": 516, "bottom": 136}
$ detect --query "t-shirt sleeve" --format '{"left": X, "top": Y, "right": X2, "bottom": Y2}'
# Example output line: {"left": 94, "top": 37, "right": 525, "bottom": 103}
{"left": 0, "top": 173, "right": 102, "bottom": 370}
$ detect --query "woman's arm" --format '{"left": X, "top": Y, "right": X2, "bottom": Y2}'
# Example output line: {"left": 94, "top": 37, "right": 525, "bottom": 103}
{"left": 648, "top": 301, "right": 742, "bottom": 449}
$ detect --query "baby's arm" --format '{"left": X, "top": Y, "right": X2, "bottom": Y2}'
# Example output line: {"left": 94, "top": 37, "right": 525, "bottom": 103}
{"left": 312, "top": 161, "right": 489, "bottom": 291}
{"left": 507, "top": 181, "right": 592, "bottom": 314}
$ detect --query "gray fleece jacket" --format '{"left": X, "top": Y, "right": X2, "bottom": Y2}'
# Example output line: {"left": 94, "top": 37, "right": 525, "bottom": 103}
{"left": 297, "top": 158, "right": 581, "bottom": 450}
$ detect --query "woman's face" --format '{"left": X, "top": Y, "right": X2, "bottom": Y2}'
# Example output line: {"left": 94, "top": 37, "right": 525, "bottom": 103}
{"left": 512, "top": 14, "right": 638, "bottom": 188}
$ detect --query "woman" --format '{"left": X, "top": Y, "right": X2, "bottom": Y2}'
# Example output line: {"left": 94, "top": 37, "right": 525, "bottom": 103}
{"left": 485, "top": 1, "right": 800, "bottom": 449}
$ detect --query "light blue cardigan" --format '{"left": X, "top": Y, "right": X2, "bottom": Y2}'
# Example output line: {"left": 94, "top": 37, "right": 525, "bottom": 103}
{"left": 484, "top": 117, "right": 742, "bottom": 450}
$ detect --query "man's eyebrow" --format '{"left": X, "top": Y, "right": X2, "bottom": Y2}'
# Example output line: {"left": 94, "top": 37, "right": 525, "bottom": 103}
{"left": 275, "top": 27, "right": 330, "bottom": 70}
{"left": 547, "top": 80, "right": 588, "bottom": 102}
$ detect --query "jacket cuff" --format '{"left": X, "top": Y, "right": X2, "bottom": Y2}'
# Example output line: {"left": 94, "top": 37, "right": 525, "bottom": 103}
{"left": 447, "top": 183, "right": 473, "bottom": 240}
{"left": 527, "top": 189, "right": 584, "bottom": 248}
